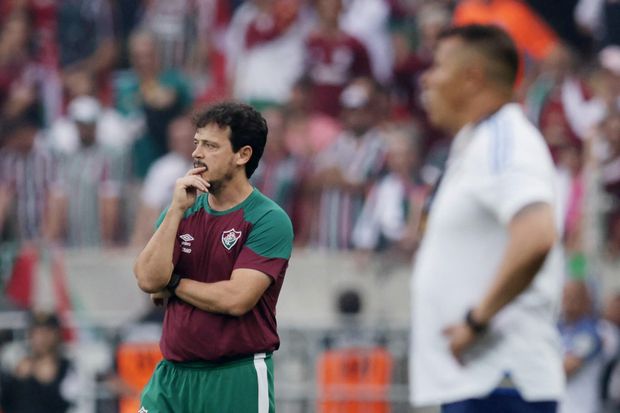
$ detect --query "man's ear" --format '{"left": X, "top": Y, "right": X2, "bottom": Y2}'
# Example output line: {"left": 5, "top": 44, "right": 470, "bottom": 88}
{"left": 463, "top": 63, "right": 486, "bottom": 93}
{"left": 236, "top": 145, "right": 253, "bottom": 167}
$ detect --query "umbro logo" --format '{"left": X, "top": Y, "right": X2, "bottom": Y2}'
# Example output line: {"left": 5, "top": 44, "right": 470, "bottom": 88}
{"left": 179, "top": 234, "right": 194, "bottom": 242}
{"left": 179, "top": 233, "right": 194, "bottom": 254}
{"left": 138, "top": 407, "right": 148, "bottom": 413}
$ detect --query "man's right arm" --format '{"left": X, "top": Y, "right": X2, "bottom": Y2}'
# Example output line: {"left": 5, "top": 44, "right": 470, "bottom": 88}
{"left": 134, "top": 167, "right": 209, "bottom": 293}
{"left": 133, "top": 207, "right": 183, "bottom": 293}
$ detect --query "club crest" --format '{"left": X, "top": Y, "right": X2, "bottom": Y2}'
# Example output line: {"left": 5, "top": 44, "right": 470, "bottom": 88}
{"left": 221, "top": 228, "right": 242, "bottom": 250}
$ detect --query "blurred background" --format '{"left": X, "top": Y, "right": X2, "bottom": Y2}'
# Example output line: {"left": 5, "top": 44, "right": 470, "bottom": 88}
{"left": 0, "top": 0, "right": 619, "bottom": 412}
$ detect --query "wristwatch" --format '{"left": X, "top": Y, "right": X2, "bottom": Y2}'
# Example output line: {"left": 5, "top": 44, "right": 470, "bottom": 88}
{"left": 166, "top": 273, "right": 182, "bottom": 295}
{"left": 465, "top": 309, "right": 488, "bottom": 335}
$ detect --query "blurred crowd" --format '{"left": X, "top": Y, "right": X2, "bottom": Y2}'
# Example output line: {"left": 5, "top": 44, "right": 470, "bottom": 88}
{"left": 0, "top": 0, "right": 619, "bottom": 412}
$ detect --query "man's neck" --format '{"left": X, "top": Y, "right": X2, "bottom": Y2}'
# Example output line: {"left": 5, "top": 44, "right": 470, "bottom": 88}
{"left": 450, "top": 91, "right": 512, "bottom": 135}
{"left": 208, "top": 176, "right": 254, "bottom": 211}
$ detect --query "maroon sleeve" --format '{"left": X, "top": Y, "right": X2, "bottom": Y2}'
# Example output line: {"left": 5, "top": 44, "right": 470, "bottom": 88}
{"left": 233, "top": 247, "right": 288, "bottom": 281}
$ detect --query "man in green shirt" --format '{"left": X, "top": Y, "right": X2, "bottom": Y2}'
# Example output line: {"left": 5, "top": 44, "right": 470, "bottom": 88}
{"left": 134, "top": 102, "right": 294, "bottom": 413}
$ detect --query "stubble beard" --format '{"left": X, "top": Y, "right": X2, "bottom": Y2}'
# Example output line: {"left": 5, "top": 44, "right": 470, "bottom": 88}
{"left": 207, "top": 169, "right": 235, "bottom": 196}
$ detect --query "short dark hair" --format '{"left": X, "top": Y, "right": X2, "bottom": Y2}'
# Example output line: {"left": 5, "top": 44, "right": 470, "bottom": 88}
{"left": 193, "top": 102, "right": 268, "bottom": 178}
{"left": 439, "top": 24, "right": 519, "bottom": 88}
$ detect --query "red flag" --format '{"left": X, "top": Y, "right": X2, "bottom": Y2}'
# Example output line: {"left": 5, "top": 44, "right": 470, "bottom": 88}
{"left": 5, "top": 245, "right": 37, "bottom": 309}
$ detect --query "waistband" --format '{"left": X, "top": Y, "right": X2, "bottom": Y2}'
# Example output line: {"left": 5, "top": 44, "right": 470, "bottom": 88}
{"left": 164, "top": 352, "right": 272, "bottom": 370}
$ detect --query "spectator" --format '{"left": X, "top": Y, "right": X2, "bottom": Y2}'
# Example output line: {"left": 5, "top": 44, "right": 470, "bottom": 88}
{"left": 390, "top": 3, "right": 450, "bottom": 157}
{"left": 47, "top": 96, "right": 124, "bottom": 247}
{"left": 352, "top": 127, "right": 426, "bottom": 258}
{"left": 48, "top": 69, "right": 133, "bottom": 154}
{"left": 226, "top": 0, "right": 310, "bottom": 107}
{"left": 390, "top": 3, "right": 450, "bottom": 121}
{"left": 112, "top": 0, "right": 145, "bottom": 70}
{"left": 0, "top": 12, "right": 43, "bottom": 125}
{"left": 56, "top": 0, "right": 117, "bottom": 101}
{"left": 2, "top": 0, "right": 63, "bottom": 121}
{"left": 0, "top": 312, "right": 79, "bottom": 413}
{"left": 582, "top": 111, "right": 620, "bottom": 305}
{"left": 193, "top": 0, "right": 233, "bottom": 105}
{"left": 559, "top": 279, "right": 604, "bottom": 413}
{"left": 131, "top": 115, "right": 194, "bottom": 247}
{"left": 527, "top": 45, "right": 619, "bottom": 147}
{"left": 0, "top": 116, "right": 53, "bottom": 242}
{"left": 309, "top": 77, "right": 387, "bottom": 250}
{"left": 282, "top": 77, "right": 341, "bottom": 159}
{"left": 114, "top": 29, "right": 192, "bottom": 179}
{"left": 138, "top": 0, "right": 198, "bottom": 71}
{"left": 340, "top": 0, "right": 393, "bottom": 83}
{"left": 303, "top": 0, "right": 372, "bottom": 118}
{"left": 138, "top": 0, "right": 233, "bottom": 82}
{"left": 523, "top": 45, "right": 589, "bottom": 161}
{"left": 550, "top": 46, "right": 620, "bottom": 158}
{"left": 281, "top": 78, "right": 341, "bottom": 245}
{"left": 558, "top": 68, "right": 608, "bottom": 145}
{"left": 2, "top": 0, "right": 58, "bottom": 68}
{"left": 530, "top": 54, "right": 589, "bottom": 252}
{"left": 250, "top": 107, "right": 304, "bottom": 224}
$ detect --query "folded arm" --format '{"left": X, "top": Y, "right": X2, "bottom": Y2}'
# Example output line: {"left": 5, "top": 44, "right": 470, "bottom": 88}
{"left": 174, "top": 268, "right": 272, "bottom": 316}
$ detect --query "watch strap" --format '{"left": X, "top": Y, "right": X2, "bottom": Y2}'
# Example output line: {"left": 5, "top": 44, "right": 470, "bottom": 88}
{"left": 465, "top": 309, "right": 488, "bottom": 335}
{"left": 166, "top": 273, "right": 182, "bottom": 295}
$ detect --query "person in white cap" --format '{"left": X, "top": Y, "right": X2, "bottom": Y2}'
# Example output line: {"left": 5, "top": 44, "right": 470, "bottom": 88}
{"left": 309, "top": 77, "right": 387, "bottom": 250}
{"left": 47, "top": 96, "right": 124, "bottom": 247}
{"left": 48, "top": 91, "right": 132, "bottom": 155}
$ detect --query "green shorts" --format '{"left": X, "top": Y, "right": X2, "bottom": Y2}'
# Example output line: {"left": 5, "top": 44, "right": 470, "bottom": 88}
{"left": 139, "top": 353, "right": 275, "bottom": 413}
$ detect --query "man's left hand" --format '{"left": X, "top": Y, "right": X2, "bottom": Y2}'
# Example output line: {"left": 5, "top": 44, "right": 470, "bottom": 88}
{"left": 443, "top": 323, "right": 477, "bottom": 365}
